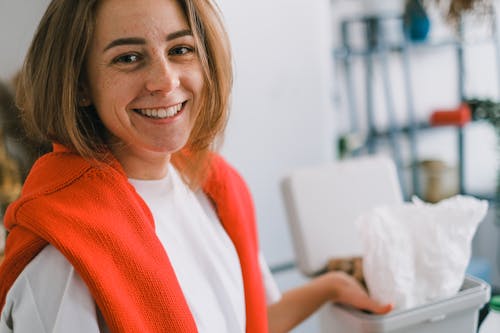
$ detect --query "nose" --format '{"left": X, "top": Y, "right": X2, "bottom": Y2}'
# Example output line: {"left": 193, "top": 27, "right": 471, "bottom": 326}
{"left": 145, "top": 57, "right": 180, "bottom": 95}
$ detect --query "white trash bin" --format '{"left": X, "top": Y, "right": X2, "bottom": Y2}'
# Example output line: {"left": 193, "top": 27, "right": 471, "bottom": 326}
{"left": 281, "top": 156, "right": 491, "bottom": 333}
{"left": 319, "top": 275, "right": 489, "bottom": 333}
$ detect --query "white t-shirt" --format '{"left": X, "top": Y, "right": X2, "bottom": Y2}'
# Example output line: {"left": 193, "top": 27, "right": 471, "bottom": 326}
{"left": 0, "top": 164, "right": 280, "bottom": 333}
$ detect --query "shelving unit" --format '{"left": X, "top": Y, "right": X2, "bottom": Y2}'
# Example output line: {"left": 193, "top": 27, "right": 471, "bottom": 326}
{"left": 334, "top": 12, "right": 500, "bottom": 201}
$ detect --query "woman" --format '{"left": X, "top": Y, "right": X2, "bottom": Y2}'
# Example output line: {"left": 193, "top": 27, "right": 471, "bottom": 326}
{"left": 0, "top": 0, "right": 391, "bottom": 332}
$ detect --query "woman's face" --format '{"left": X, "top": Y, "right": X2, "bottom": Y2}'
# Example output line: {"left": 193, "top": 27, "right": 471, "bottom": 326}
{"left": 85, "top": 0, "right": 204, "bottom": 178}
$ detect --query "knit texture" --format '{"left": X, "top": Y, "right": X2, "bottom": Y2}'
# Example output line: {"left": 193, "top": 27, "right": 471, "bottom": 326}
{"left": 0, "top": 146, "right": 268, "bottom": 332}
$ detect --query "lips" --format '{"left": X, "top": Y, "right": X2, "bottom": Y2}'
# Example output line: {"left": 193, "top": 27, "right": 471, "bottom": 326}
{"left": 134, "top": 102, "right": 184, "bottom": 119}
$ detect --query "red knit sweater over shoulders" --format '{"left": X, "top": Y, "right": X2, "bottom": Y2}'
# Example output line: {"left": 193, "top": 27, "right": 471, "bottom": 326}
{"left": 0, "top": 147, "right": 268, "bottom": 333}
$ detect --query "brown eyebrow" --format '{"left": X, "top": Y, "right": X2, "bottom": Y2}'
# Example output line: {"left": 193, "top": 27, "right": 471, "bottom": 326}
{"left": 103, "top": 29, "right": 193, "bottom": 52}
{"left": 166, "top": 29, "right": 192, "bottom": 41}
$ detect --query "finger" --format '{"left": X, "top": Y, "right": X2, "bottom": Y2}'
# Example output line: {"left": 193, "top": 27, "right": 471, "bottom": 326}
{"left": 368, "top": 302, "right": 393, "bottom": 315}
{"left": 375, "top": 303, "right": 393, "bottom": 314}
{"left": 358, "top": 298, "right": 393, "bottom": 315}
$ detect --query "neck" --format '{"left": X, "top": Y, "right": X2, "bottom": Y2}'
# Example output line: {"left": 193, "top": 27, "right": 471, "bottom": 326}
{"left": 110, "top": 145, "right": 171, "bottom": 180}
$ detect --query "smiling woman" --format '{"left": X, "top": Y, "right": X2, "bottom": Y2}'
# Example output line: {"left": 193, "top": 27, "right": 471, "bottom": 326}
{"left": 16, "top": 0, "right": 232, "bottom": 188}
{"left": 0, "top": 1, "right": 392, "bottom": 333}
{"left": 83, "top": 0, "right": 205, "bottom": 180}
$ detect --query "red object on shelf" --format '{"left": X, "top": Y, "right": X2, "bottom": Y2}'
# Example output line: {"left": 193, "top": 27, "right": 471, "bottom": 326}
{"left": 430, "top": 103, "right": 472, "bottom": 127}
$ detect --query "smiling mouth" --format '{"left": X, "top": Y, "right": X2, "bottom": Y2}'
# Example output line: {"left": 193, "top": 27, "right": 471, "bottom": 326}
{"left": 134, "top": 102, "right": 184, "bottom": 119}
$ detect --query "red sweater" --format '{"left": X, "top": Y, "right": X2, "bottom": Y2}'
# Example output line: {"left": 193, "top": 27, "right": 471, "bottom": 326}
{"left": 0, "top": 147, "right": 268, "bottom": 332}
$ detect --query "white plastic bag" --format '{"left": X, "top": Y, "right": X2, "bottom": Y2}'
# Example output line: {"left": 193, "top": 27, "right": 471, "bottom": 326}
{"left": 356, "top": 195, "right": 488, "bottom": 310}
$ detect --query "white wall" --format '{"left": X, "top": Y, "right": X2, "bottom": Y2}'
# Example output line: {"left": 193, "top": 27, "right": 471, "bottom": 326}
{"left": 217, "top": 0, "right": 335, "bottom": 267}
{"left": 0, "top": 0, "right": 51, "bottom": 80}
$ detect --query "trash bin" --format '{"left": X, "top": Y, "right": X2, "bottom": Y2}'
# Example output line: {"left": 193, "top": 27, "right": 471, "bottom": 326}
{"left": 319, "top": 275, "right": 490, "bottom": 333}
{"left": 281, "top": 156, "right": 491, "bottom": 333}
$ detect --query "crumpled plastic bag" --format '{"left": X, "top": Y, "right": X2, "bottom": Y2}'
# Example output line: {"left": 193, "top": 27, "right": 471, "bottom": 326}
{"left": 356, "top": 195, "right": 488, "bottom": 310}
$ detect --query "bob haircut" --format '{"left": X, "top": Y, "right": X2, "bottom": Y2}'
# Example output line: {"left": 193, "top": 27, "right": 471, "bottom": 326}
{"left": 17, "top": 0, "right": 233, "bottom": 188}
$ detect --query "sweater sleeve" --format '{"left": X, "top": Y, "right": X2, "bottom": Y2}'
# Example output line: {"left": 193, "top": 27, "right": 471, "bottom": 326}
{"left": 0, "top": 246, "right": 103, "bottom": 333}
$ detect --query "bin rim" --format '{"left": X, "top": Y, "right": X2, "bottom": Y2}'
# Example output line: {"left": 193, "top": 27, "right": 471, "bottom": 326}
{"left": 330, "top": 275, "right": 491, "bottom": 331}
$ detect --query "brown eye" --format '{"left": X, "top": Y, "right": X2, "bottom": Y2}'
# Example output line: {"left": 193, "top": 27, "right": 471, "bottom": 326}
{"left": 113, "top": 53, "right": 142, "bottom": 64}
{"left": 169, "top": 46, "right": 193, "bottom": 56}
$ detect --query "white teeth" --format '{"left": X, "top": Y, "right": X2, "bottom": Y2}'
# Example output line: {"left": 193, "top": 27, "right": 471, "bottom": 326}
{"left": 137, "top": 103, "right": 183, "bottom": 119}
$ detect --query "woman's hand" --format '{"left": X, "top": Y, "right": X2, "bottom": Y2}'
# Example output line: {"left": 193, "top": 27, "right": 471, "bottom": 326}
{"left": 327, "top": 271, "right": 393, "bottom": 315}
{"left": 267, "top": 269, "right": 392, "bottom": 333}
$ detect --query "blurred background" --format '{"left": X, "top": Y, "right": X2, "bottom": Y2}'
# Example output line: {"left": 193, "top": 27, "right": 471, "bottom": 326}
{"left": 0, "top": 1, "right": 499, "bottom": 331}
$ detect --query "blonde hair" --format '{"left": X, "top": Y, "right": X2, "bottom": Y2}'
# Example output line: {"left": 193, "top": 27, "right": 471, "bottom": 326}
{"left": 17, "top": 0, "right": 232, "bottom": 188}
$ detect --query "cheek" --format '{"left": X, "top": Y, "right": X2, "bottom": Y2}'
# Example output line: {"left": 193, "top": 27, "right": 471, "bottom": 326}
{"left": 183, "top": 62, "right": 205, "bottom": 95}
{"left": 187, "top": 70, "right": 205, "bottom": 110}
{"left": 93, "top": 75, "right": 137, "bottom": 112}
{"left": 188, "top": 79, "right": 205, "bottom": 122}
{"left": 193, "top": 69, "right": 205, "bottom": 95}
